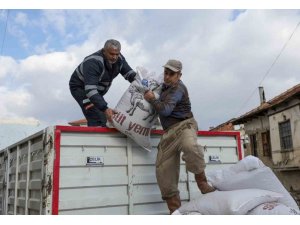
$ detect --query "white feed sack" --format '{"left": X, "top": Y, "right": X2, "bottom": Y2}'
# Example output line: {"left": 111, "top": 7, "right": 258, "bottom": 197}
{"left": 173, "top": 156, "right": 300, "bottom": 215}
{"left": 174, "top": 189, "right": 283, "bottom": 215}
{"left": 112, "top": 67, "right": 162, "bottom": 151}
{"left": 207, "top": 155, "right": 299, "bottom": 210}
{"left": 247, "top": 202, "right": 300, "bottom": 215}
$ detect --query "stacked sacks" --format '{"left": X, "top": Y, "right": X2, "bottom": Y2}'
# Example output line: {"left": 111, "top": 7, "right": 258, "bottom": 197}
{"left": 173, "top": 189, "right": 284, "bottom": 215}
{"left": 172, "top": 156, "right": 300, "bottom": 215}
{"left": 206, "top": 155, "right": 299, "bottom": 210}
{"left": 112, "top": 67, "right": 162, "bottom": 151}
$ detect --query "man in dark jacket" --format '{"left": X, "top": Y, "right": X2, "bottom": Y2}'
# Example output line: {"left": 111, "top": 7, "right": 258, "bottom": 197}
{"left": 69, "top": 39, "right": 136, "bottom": 126}
{"left": 144, "top": 59, "right": 215, "bottom": 214}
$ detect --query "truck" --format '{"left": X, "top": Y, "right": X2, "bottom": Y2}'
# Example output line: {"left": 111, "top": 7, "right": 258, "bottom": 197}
{"left": 0, "top": 125, "right": 242, "bottom": 215}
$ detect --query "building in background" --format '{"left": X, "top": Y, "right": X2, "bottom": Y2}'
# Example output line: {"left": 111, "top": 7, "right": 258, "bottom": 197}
{"left": 68, "top": 119, "right": 87, "bottom": 127}
{"left": 231, "top": 83, "right": 300, "bottom": 206}
{"left": 210, "top": 119, "right": 247, "bottom": 159}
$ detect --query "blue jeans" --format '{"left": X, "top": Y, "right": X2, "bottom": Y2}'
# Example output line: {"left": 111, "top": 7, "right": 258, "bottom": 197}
{"left": 70, "top": 87, "right": 107, "bottom": 127}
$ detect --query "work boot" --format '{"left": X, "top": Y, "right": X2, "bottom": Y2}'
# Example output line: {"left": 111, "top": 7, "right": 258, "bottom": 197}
{"left": 195, "top": 171, "right": 216, "bottom": 194}
{"left": 165, "top": 194, "right": 181, "bottom": 214}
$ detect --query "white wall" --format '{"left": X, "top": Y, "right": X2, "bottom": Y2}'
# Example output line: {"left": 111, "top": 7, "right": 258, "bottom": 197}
{"left": 244, "top": 116, "right": 269, "bottom": 134}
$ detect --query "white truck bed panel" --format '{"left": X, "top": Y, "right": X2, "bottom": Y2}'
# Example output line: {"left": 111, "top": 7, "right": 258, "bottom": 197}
{"left": 0, "top": 126, "right": 242, "bottom": 215}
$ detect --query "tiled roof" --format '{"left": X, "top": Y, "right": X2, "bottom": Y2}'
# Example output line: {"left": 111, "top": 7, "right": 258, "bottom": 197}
{"left": 209, "top": 119, "right": 235, "bottom": 131}
{"left": 68, "top": 118, "right": 87, "bottom": 126}
{"left": 232, "top": 83, "right": 300, "bottom": 124}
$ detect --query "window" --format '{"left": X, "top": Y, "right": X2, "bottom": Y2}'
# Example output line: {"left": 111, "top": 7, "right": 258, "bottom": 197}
{"left": 279, "top": 120, "right": 293, "bottom": 150}
{"left": 261, "top": 131, "right": 271, "bottom": 157}
{"left": 249, "top": 134, "right": 258, "bottom": 156}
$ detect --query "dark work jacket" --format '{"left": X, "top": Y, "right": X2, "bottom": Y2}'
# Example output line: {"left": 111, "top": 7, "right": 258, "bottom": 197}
{"left": 69, "top": 49, "right": 136, "bottom": 111}
{"left": 150, "top": 80, "right": 193, "bottom": 130}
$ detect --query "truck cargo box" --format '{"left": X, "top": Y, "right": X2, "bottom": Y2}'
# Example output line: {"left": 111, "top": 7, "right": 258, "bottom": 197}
{"left": 0, "top": 126, "right": 242, "bottom": 215}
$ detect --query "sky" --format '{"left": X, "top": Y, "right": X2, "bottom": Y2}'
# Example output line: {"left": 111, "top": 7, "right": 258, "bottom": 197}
{"left": 0, "top": 1, "right": 300, "bottom": 148}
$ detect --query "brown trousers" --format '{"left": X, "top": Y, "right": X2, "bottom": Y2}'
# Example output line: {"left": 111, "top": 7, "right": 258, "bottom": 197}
{"left": 156, "top": 117, "right": 206, "bottom": 199}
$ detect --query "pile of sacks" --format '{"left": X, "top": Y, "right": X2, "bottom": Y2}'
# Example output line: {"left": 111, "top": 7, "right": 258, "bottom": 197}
{"left": 173, "top": 156, "right": 300, "bottom": 215}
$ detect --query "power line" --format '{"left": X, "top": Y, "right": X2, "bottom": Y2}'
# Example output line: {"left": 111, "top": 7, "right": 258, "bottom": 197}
{"left": 0, "top": 9, "right": 9, "bottom": 57}
{"left": 258, "top": 21, "right": 300, "bottom": 87}
{"left": 234, "top": 20, "right": 300, "bottom": 118}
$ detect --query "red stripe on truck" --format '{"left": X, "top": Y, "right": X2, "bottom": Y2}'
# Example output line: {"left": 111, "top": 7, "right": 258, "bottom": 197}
{"left": 52, "top": 129, "right": 61, "bottom": 215}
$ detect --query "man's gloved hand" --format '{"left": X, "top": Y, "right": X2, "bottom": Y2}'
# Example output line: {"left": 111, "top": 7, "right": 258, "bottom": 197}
{"left": 105, "top": 108, "right": 117, "bottom": 123}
